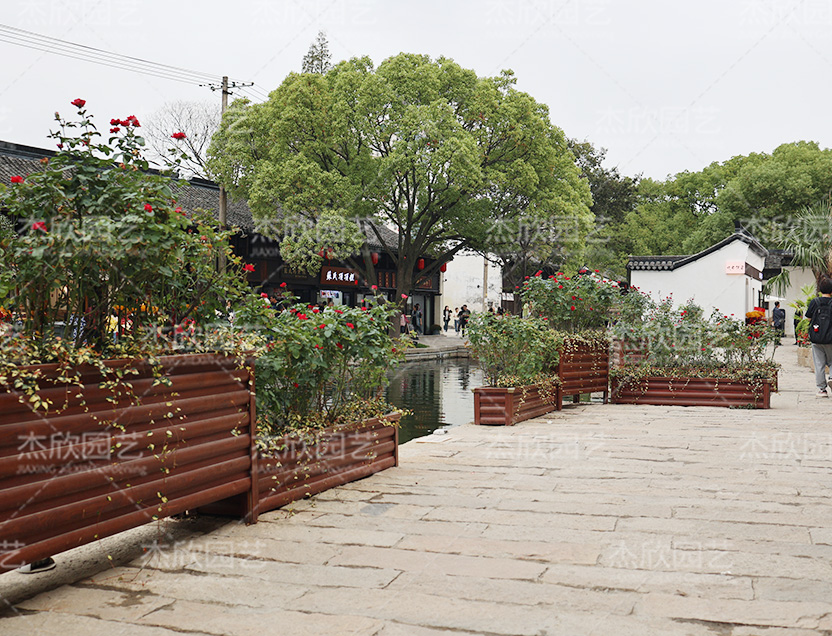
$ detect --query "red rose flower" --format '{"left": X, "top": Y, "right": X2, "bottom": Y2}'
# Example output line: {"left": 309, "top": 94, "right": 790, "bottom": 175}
{"left": 336, "top": 343, "right": 343, "bottom": 349}
{"left": 260, "top": 293, "right": 269, "bottom": 298}
{"left": 401, "top": 294, "right": 408, "bottom": 299}
{"left": 110, "top": 127, "right": 120, "bottom": 133}
{"left": 570, "top": 306, "right": 576, "bottom": 311}
{"left": 144, "top": 204, "right": 153, "bottom": 212}
{"left": 334, "top": 309, "right": 343, "bottom": 314}
{"left": 346, "top": 322, "right": 355, "bottom": 329}
{"left": 110, "top": 118, "right": 119, "bottom": 125}
{"left": 371, "top": 285, "right": 378, "bottom": 290}
{"left": 297, "top": 313, "right": 308, "bottom": 320}
{"left": 10, "top": 175, "right": 23, "bottom": 184}
{"left": 32, "top": 221, "right": 47, "bottom": 232}
{"left": 171, "top": 132, "right": 187, "bottom": 140}
{"left": 280, "top": 282, "right": 287, "bottom": 288}
{"left": 318, "top": 324, "right": 325, "bottom": 329}
{"left": 293, "top": 382, "right": 299, "bottom": 388}
{"left": 314, "top": 344, "right": 323, "bottom": 349}
{"left": 243, "top": 264, "right": 255, "bottom": 272}
{"left": 71, "top": 98, "right": 86, "bottom": 108}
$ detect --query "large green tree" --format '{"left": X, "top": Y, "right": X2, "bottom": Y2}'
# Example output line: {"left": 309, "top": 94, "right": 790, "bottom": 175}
{"left": 208, "top": 53, "right": 592, "bottom": 301}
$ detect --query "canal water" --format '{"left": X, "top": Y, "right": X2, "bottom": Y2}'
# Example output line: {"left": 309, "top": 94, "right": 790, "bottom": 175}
{"left": 385, "top": 357, "right": 484, "bottom": 444}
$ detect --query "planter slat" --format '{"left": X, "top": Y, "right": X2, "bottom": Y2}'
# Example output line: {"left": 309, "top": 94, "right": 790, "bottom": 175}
{"left": 473, "top": 384, "right": 561, "bottom": 426}
{"left": 3, "top": 477, "right": 250, "bottom": 573}
{"left": 203, "top": 413, "right": 401, "bottom": 519}
{"left": 258, "top": 455, "right": 397, "bottom": 513}
{"left": 0, "top": 434, "right": 250, "bottom": 512}
{"left": 0, "top": 354, "right": 256, "bottom": 573}
{"left": 611, "top": 376, "right": 774, "bottom": 408}
{"left": 557, "top": 340, "right": 610, "bottom": 403}
{"left": 0, "top": 368, "right": 249, "bottom": 420}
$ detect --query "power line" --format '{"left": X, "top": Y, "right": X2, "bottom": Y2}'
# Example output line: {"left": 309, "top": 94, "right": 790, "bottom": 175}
{"left": 0, "top": 23, "right": 251, "bottom": 87}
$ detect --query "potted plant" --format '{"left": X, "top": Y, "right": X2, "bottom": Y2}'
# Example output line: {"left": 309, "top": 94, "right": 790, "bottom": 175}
{"left": 0, "top": 101, "right": 269, "bottom": 573}
{"left": 790, "top": 285, "right": 816, "bottom": 369}
{"left": 610, "top": 298, "right": 779, "bottom": 408}
{"left": 466, "top": 313, "right": 561, "bottom": 425}
{"left": 210, "top": 291, "right": 408, "bottom": 517}
{"left": 520, "top": 270, "right": 624, "bottom": 402}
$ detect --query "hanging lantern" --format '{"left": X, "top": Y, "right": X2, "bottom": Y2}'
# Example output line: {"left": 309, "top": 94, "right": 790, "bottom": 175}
{"left": 440, "top": 262, "right": 447, "bottom": 273}
{"left": 417, "top": 258, "right": 425, "bottom": 270}
{"left": 371, "top": 252, "right": 379, "bottom": 265}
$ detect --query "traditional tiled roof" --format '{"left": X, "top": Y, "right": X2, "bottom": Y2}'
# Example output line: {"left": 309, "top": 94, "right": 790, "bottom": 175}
{"left": 627, "top": 229, "right": 769, "bottom": 272}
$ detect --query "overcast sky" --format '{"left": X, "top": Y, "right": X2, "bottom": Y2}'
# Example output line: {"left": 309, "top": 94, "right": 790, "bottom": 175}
{"left": 0, "top": 0, "right": 829, "bottom": 181}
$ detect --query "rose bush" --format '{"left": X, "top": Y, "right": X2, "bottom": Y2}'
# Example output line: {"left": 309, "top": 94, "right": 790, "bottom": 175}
{"left": 521, "top": 269, "right": 626, "bottom": 331}
{"left": 255, "top": 292, "right": 408, "bottom": 442}
{"left": 466, "top": 312, "right": 561, "bottom": 387}
{"left": 610, "top": 297, "right": 779, "bottom": 388}
{"left": 0, "top": 100, "right": 261, "bottom": 360}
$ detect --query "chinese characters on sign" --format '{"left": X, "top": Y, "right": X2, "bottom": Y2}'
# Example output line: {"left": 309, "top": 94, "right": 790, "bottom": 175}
{"left": 724, "top": 261, "right": 745, "bottom": 275}
{"left": 320, "top": 267, "right": 359, "bottom": 286}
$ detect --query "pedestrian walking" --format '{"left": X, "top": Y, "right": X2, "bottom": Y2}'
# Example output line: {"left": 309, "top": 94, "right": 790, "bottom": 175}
{"left": 443, "top": 305, "right": 452, "bottom": 332}
{"left": 805, "top": 276, "right": 832, "bottom": 396}
{"left": 772, "top": 301, "right": 786, "bottom": 339}
{"left": 453, "top": 307, "right": 460, "bottom": 333}
{"left": 459, "top": 305, "right": 470, "bottom": 337}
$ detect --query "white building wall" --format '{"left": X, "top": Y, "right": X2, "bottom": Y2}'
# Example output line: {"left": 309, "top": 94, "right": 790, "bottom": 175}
{"left": 440, "top": 251, "right": 501, "bottom": 314}
{"left": 770, "top": 266, "right": 816, "bottom": 337}
{"left": 631, "top": 240, "right": 766, "bottom": 320}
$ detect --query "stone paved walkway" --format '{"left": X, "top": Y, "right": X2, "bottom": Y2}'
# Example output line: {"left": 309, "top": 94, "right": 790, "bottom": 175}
{"left": 2, "top": 344, "right": 832, "bottom": 635}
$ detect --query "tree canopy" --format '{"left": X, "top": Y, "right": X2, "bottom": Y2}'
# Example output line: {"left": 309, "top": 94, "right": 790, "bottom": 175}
{"left": 208, "top": 53, "right": 592, "bottom": 299}
{"left": 615, "top": 141, "right": 832, "bottom": 262}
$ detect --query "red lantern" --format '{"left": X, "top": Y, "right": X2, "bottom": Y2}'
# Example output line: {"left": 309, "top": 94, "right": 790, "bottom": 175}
{"left": 440, "top": 262, "right": 447, "bottom": 273}
{"left": 417, "top": 258, "right": 425, "bottom": 270}
{"left": 371, "top": 252, "right": 379, "bottom": 265}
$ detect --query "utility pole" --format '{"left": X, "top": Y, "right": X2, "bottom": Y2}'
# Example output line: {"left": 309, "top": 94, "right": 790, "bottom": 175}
{"left": 202, "top": 75, "right": 252, "bottom": 272}
{"left": 218, "top": 76, "right": 228, "bottom": 231}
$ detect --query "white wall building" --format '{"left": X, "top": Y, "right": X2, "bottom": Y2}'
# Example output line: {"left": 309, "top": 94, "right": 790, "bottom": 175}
{"left": 628, "top": 230, "right": 768, "bottom": 320}
{"left": 769, "top": 265, "right": 816, "bottom": 337}
{"left": 440, "top": 251, "right": 502, "bottom": 315}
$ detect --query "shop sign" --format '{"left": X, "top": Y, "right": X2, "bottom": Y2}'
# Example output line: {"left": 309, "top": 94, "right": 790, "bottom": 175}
{"left": 321, "top": 267, "right": 359, "bottom": 286}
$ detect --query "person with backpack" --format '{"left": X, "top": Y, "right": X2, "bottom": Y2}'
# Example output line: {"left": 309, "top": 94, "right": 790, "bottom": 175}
{"left": 805, "top": 276, "right": 832, "bottom": 396}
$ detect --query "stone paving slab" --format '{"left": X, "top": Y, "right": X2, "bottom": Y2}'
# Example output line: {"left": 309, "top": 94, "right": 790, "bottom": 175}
{"left": 3, "top": 343, "right": 832, "bottom": 634}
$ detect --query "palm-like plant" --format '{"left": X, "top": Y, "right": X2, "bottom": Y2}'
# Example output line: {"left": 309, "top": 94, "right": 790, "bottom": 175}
{"left": 765, "top": 197, "right": 832, "bottom": 296}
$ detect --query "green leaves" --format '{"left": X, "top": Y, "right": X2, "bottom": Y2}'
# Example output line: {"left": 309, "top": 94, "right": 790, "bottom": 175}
{"left": 255, "top": 296, "right": 407, "bottom": 436}
{"left": 466, "top": 313, "right": 561, "bottom": 386}
{"left": 207, "top": 53, "right": 591, "bottom": 297}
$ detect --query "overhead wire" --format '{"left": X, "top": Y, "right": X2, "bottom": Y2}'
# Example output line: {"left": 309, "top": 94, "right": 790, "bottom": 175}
{"left": 0, "top": 23, "right": 253, "bottom": 88}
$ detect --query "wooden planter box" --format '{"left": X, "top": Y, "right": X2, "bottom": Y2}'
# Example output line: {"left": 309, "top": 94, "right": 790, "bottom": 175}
{"left": 202, "top": 413, "right": 400, "bottom": 519}
{"left": 610, "top": 376, "right": 775, "bottom": 409}
{"left": 557, "top": 339, "right": 610, "bottom": 403}
{"left": 0, "top": 354, "right": 256, "bottom": 573}
{"left": 473, "top": 384, "right": 561, "bottom": 426}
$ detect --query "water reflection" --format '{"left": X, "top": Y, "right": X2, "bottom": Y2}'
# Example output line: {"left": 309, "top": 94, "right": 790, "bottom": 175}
{"left": 386, "top": 357, "right": 483, "bottom": 444}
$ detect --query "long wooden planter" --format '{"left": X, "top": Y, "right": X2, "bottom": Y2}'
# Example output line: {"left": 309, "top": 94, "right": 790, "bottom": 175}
{"left": 0, "top": 354, "right": 256, "bottom": 573}
{"left": 610, "top": 376, "right": 775, "bottom": 409}
{"left": 557, "top": 340, "right": 610, "bottom": 403}
{"left": 473, "top": 384, "right": 561, "bottom": 426}
{"left": 202, "top": 413, "right": 400, "bottom": 519}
